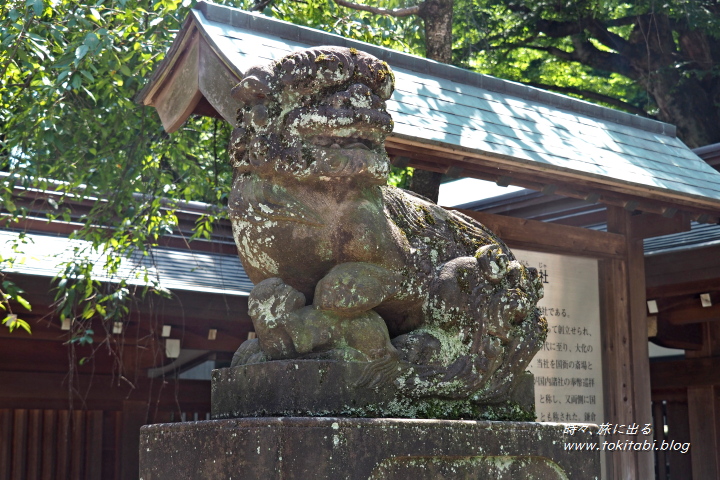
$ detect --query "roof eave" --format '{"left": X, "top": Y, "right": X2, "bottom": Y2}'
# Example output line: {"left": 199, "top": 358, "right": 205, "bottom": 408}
{"left": 135, "top": 10, "right": 242, "bottom": 132}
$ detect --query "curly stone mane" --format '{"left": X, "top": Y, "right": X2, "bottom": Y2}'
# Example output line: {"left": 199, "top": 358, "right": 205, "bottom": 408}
{"left": 229, "top": 47, "right": 395, "bottom": 179}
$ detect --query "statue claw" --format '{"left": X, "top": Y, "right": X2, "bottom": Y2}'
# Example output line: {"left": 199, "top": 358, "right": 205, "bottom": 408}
{"left": 354, "top": 355, "right": 399, "bottom": 388}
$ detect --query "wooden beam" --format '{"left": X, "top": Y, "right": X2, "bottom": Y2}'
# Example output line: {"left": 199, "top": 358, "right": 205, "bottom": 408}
{"left": 630, "top": 212, "right": 691, "bottom": 239}
{"left": 198, "top": 41, "right": 242, "bottom": 126}
{"left": 663, "top": 303, "right": 720, "bottom": 326}
{"left": 647, "top": 277, "right": 720, "bottom": 300}
{"left": 650, "top": 388, "right": 687, "bottom": 403}
{"left": 153, "top": 33, "right": 202, "bottom": 133}
{"left": 651, "top": 320, "right": 703, "bottom": 351}
{"left": 2, "top": 274, "right": 251, "bottom": 332}
{"left": 651, "top": 357, "right": 720, "bottom": 389}
{"left": 686, "top": 322, "right": 720, "bottom": 360}
{"left": 387, "top": 135, "right": 720, "bottom": 219}
{"left": 451, "top": 208, "right": 626, "bottom": 259}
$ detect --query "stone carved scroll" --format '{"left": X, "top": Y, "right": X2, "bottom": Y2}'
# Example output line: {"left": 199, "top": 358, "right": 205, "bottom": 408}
{"left": 225, "top": 46, "right": 547, "bottom": 420}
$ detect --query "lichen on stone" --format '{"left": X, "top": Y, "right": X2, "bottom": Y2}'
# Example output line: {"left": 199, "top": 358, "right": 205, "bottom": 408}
{"left": 225, "top": 46, "right": 547, "bottom": 420}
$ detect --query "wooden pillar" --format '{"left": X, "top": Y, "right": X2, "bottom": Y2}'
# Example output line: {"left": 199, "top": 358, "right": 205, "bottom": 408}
{"left": 686, "top": 322, "right": 720, "bottom": 478}
{"left": 601, "top": 207, "right": 654, "bottom": 479}
{"left": 687, "top": 386, "right": 720, "bottom": 478}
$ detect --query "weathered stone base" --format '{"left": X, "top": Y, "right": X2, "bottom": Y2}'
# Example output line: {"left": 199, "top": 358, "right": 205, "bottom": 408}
{"left": 211, "top": 361, "right": 536, "bottom": 421}
{"left": 140, "top": 417, "right": 599, "bottom": 479}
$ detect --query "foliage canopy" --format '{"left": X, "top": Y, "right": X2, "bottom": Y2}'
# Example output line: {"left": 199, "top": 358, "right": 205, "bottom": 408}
{"left": 1, "top": 0, "right": 718, "bottom": 357}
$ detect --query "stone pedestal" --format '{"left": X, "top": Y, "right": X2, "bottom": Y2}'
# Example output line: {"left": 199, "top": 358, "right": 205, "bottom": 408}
{"left": 140, "top": 417, "right": 600, "bottom": 479}
{"left": 211, "top": 361, "right": 536, "bottom": 421}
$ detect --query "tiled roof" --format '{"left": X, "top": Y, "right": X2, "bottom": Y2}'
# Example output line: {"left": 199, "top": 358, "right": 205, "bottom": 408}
{"left": 139, "top": 1, "right": 720, "bottom": 210}
{"left": 643, "top": 222, "right": 720, "bottom": 255}
{"left": 0, "top": 231, "right": 252, "bottom": 296}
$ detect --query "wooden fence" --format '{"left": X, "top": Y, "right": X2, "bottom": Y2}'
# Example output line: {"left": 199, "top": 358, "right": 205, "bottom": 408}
{"left": 0, "top": 407, "right": 210, "bottom": 480}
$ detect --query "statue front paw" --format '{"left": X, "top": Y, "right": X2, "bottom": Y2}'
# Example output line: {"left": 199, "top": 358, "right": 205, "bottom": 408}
{"left": 231, "top": 338, "right": 268, "bottom": 367}
{"left": 313, "top": 262, "right": 401, "bottom": 315}
{"left": 248, "top": 278, "right": 306, "bottom": 359}
{"left": 249, "top": 277, "right": 306, "bottom": 323}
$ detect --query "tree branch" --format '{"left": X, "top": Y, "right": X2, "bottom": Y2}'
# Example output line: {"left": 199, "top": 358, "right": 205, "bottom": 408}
{"left": 250, "top": 0, "right": 276, "bottom": 12}
{"left": 332, "top": 0, "right": 420, "bottom": 17}
{"left": 569, "top": 36, "right": 638, "bottom": 79}
{"left": 526, "top": 81, "right": 649, "bottom": 117}
{"left": 584, "top": 19, "right": 633, "bottom": 56}
{"left": 605, "top": 16, "right": 642, "bottom": 28}
{"left": 488, "top": 39, "right": 638, "bottom": 82}
{"left": 534, "top": 19, "right": 586, "bottom": 38}
{"left": 515, "top": 6, "right": 642, "bottom": 37}
{"left": 488, "top": 43, "right": 581, "bottom": 63}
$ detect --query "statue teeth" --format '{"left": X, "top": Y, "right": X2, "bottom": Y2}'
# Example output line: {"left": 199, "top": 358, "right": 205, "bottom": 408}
{"left": 347, "top": 142, "right": 369, "bottom": 151}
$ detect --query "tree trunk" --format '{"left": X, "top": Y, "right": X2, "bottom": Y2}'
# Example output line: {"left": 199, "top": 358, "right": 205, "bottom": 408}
{"left": 627, "top": 16, "right": 720, "bottom": 148}
{"left": 507, "top": 9, "right": 720, "bottom": 149}
{"left": 418, "top": 0, "right": 453, "bottom": 63}
{"left": 645, "top": 71, "right": 720, "bottom": 148}
{"left": 408, "top": 170, "right": 443, "bottom": 202}
{"left": 407, "top": 0, "right": 454, "bottom": 202}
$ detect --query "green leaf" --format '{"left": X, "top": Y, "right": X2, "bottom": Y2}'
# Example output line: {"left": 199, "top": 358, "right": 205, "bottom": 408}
{"left": 84, "top": 32, "right": 100, "bottom": 50}
{"left": 27, "top": 0, "right": 43, "bottom": 16}
{"left": 75, "top": 44, "right": 89, "bottom": 60}
{"left": 2, "top": 315, "right": 31, "bottom": 334}
{"left": 82, "top": 86, "right": 96, "bottom": 103}
{"left": 16, "top": 319, "right": 32, "bottom": 334}
{"left": 15, "top": 295, "right": 32, "bottom": 311}
{"left": 71, "top": 74, "right": 82, "bottom": 89}
{"left": 89, "top": 8, "right": 102, "bottom": 22}
{"left": 79, "top": 69, "right": 94, "bottom": 82}
{"left": 81, "top": 306, "right": 95, "bottom": 319}
{"left": 2, "top": 197, "right": 17, "bottom": 213}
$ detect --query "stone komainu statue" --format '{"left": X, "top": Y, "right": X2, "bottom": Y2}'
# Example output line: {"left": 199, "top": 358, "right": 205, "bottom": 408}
{"left": 226, "top": 46, "right": 547, "bottom": 418}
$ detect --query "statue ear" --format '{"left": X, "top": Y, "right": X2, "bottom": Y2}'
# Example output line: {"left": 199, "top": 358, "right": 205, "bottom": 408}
{"left": 231, "top": 70, "right": 273, "bottom": 104}
{"left": 228, "top": 127, "right": 249, "bottom": 171}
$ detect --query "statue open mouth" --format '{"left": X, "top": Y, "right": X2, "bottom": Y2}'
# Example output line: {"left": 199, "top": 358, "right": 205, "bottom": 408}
{"left": 285, "top": 105, "right": 392, "bottom": 143}
{"left": 310, "top": 136, "right": 376, "bottom": 151}
{"left": 304, "top": 133, "right": 388, "bottom": 178}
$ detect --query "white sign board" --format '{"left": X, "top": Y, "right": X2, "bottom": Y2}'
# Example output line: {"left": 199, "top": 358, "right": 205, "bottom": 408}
{"left": 514, "top": 250, "right": 604, "bottom": 424}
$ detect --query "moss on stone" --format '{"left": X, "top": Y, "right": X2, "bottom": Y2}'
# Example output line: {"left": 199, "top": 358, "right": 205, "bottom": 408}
{"left": 455, "top": 267, "right": 472, "bottom": 295}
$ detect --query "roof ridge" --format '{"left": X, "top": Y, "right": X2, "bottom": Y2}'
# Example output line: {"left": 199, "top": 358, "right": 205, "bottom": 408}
{"left": 195, "top": 0, "right": 675, "bottom": 137}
